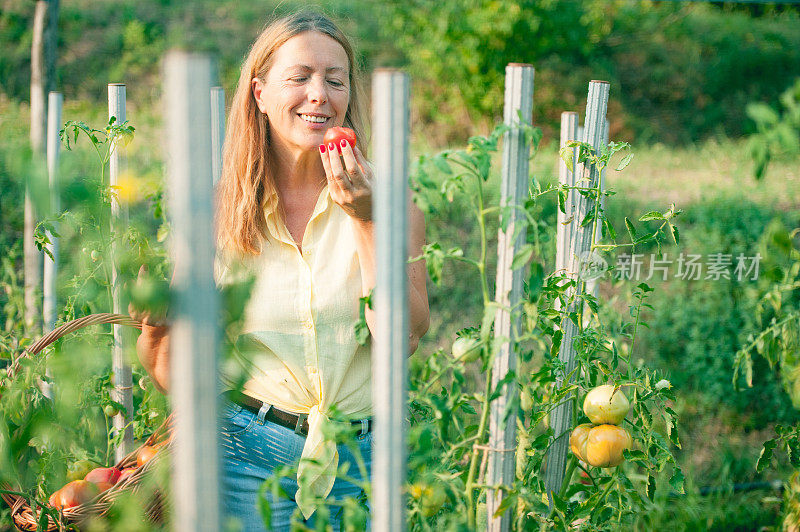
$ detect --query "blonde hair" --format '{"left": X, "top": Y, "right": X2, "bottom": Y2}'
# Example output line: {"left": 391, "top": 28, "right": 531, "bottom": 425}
{"left": 215, "top": 11, "right": 366, "bottom": 256}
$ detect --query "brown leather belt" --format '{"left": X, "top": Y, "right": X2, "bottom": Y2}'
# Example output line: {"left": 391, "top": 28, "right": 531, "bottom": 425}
{"left": 223, "top": 390, "right": 372, "bottom": 437}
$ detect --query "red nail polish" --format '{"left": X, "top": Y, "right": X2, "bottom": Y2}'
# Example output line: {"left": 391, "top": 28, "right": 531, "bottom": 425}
{"left": 319, "top": 144, "right": 326, "bottom": 153}
{"left": 328, "top": 142, "right": 336, "bottom": 151}
{"left": 340, "top": 139, "right": 347, "bottom": 147}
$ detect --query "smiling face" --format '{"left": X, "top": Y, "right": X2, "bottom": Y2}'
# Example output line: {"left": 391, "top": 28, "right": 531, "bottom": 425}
{"left": 252, "top": 31, "right": 350, "bottom": 157}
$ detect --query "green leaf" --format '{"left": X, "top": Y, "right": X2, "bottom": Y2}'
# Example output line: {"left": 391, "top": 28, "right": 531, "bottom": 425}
{"left": 526, "top": 262, "right": 545, "bottom": 302}
{"left": 746, "top": 102, "right": 780, "bottom": 127}
{"left": 757, "top": 438, "right": 778, "bottom": 473}
{"left": 602, "top": 216, "right": 616, "bottom": 240}
{"left": 559, "top": 145, "right": 575, "bottom": 173}
{"left": 646, "top": 474, "right": 656, "bottom": 500}
{"left": 481, "top": 302, "right": 499, "bottom": 343}
{"left": 432, "top": 154, "right": 453, "bottom": 175}
{"left": 668, "top": 223, "right": 679, "bottom": 245}
{"left": 669, "top": 468, "right": 685, "bottom": 494}
{"left": 639, "top": 211, "right": 664, "bottom": 222}
{"left": 625, "top": 217, "right": 637, "bottom": 239}
{"left": 622, "top": 449, "right": 648, "bottom": 463}
{"left": 493, "top": 492, "right": 517, "bottom": 518}
{"left": 511, "top": 244, "right": 534, "bottom": 270}
{"left": 616, "top": 152, "right": 634, "bottom": 171}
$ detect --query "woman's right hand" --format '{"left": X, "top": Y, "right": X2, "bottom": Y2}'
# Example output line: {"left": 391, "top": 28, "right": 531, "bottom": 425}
{"left": 129, "top": 265, "right": 171, "bottom": 394}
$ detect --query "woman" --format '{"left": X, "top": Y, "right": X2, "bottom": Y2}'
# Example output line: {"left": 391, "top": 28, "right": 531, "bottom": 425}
{"left": 133, "top": 10, "right": 430, "bottom": 531}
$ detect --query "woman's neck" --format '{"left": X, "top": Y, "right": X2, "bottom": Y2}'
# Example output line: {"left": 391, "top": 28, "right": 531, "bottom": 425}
{"left": 270, "top": 141, "right": 326, "bottom": 192}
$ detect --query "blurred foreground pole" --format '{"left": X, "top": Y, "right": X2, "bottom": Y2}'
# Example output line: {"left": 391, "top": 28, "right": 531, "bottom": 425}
{"left": 108, "top": 83, "right": 134, "bottom": 460}
{"left": 163, "top": 51, "right": 220, "bottom": 532}
{"left": 211, "top": 87, "right": 225, "bottom": 186}
{"left": 41, "top": 90, "right": 62, "bottom": 400}
{"left": 371, "top": 68, "right": 410, "bottom": 532}
{"left": 486, "top": 63, "right": 534, "bottom": 532}
{"left": 544, "top": 81, "right": 610, "bottom": 506}
{"left": 26, "top": 0, "right": 59, "bottom": 337}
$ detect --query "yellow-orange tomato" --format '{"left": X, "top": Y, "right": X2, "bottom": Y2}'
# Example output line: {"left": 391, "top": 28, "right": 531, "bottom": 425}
{"left": 583, "top": 385, "right": 630, "bottom": 425}
{"left": 569, "top": 423, "right": 593, "bottom": 462}
{"left": 136, "top": 445, "right": 159, "bottom": 468}
{"left": 585, "top": 424, "right": 632, "bottom": 468}
{"left": 48, "top": 480, "right": 99, "bottom": 510}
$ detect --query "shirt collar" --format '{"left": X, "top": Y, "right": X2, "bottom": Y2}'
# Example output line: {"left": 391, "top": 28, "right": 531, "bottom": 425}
{"left": 263, "top": 184, "right": 332, "bottom": 243}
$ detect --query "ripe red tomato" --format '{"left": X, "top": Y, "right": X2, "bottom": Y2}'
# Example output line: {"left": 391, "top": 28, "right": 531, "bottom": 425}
{"left": 49, "top": 480, "right": 99, "bottom": 510}
{"left": 323, "top": 127, "right": 357, "bottom": 152}
{"left": 85, "top": 467, "right": 121, "bottom": 486}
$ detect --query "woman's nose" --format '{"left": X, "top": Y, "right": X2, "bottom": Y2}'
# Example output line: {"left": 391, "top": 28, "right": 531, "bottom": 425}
{"left": 308, "top": 78, "right": 328, "bottom": 104}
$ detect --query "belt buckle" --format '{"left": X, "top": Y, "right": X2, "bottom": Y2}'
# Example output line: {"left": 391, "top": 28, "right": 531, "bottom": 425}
{"left": 294, "top": 413, "right": 308, "bottom": 435}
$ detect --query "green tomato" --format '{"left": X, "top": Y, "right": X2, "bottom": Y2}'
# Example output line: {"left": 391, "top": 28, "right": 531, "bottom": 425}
{"left": 583, "top": 385, "right": 630, "bottom": 425}
{"left": 103, "top": 405, "right": 119, "bottom": 417}
{"left": 66, "top": 459, "right": 94, "bottom": 481}
{"left": 420, "top": 484, "right": 447, "bottom": 517}
{"left": 451, "top": 337, "right": 481, "bottom": 363}
{"left": 520, "top": 388, "right": 534, "bottom": 411}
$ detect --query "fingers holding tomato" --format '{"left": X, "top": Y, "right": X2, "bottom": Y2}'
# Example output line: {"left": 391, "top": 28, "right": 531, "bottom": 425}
{"left": 319, "top": 126, "right": 373, "bottom": 222}
{"left": 323, "top": 126, "right": 357, "bottom": 151}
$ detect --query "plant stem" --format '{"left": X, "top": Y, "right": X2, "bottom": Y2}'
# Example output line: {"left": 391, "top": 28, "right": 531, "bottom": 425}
{"left": 465, "top": 361, "right": 493, "bottom": 529}
{"left": 461, "top": 170, "right": 496, "bottom": 528}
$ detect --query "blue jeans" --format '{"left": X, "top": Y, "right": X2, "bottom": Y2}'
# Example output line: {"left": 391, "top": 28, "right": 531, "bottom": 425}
{"left": 219, "top": 399, "right": 372, "bottom": 531}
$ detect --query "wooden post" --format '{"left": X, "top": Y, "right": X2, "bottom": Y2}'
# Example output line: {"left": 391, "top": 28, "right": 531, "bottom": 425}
{"left": 486, "top": 63, "right": 534, "bottom": 532}
{"left": 41, "top": 90, "right": 62, "bottom": 400}
{"left": 211, "top": 87, "right": 225, "bottom": 186}
{"left": 586, "top": 121, "right": 609, "bottom": 299}
{"left": 163, "top": 51, "right": 221, "bottom": 532}
{"left": 555, "top": 112, "right": 580, "bottom": 283}
{"left": 371, "top": 68, "right": 410, "bottom": 532}
{"left": 544, "top": 81, "right": 610, "bottom": 504}
{"left": 108, "top": 83, "right": 134, "bottom": 460}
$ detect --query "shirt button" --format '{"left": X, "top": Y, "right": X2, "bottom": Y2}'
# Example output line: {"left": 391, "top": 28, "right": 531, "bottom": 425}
{"left": 304, "top": 320, "right": 314, "bottom": 330}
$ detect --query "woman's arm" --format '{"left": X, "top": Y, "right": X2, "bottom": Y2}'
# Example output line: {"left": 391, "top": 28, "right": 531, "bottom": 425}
{"left": 135, "top": 319, "right": 171, "bottom": 394}
{"left": 352, "top": 194, "right": 430, "bottom": 354}
{"left": 129, "top": 265, "right": 171, "bottom": 393}
{"left": 321, "top": 143, "right": 430, "bottom": 354}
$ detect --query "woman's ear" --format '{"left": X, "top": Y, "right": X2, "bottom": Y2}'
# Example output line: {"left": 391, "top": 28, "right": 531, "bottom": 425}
{"left": 252, "top": 77, "right": 267, "bottom": 114}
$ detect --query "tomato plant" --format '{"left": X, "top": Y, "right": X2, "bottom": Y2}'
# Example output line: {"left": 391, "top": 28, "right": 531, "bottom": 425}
{"left": 404, "top": 119, "right": 683, "bottom": 530}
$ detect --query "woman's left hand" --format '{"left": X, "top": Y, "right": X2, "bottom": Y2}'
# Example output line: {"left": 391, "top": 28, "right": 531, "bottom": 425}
{"left": 319, "top": 139, "right": 373, "bottom": 223}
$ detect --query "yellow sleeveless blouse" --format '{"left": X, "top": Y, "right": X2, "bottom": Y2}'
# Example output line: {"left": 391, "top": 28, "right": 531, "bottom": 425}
{"left": 215, "top": 184, "right": 371, "bottom": 519}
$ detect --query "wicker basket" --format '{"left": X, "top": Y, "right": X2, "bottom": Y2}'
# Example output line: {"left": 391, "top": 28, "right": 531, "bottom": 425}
{"left": 1, "top": 313, "right": 172, "bottom": 531}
